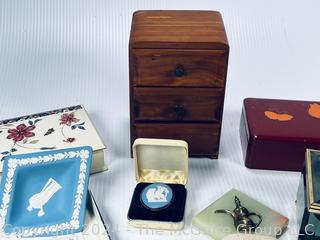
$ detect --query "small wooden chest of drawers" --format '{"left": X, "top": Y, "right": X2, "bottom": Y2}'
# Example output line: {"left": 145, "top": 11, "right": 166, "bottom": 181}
{"left": 129, "top": 10, "right": 229, "bottom": 158}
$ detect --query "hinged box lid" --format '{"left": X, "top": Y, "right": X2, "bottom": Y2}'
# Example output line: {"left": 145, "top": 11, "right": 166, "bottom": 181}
{"left": 306, "top": 149, "right": 320, "bottom": 213}
{"left": 243, "top": 98, "right": 320, "bottom": 143}
{"left": 240, "top": 98, "right": 320, "bottom": 171}
{"left": 0, "top": 105, "right": 106, "bottom": 173}
{"left": 133, "top": 138, "right": 188, "bottom": 185}
{"left": 129, "top": 10, "right": 229, "bottom": 49}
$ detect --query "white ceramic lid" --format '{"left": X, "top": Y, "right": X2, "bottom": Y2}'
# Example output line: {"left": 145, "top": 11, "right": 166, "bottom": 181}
{"left": 133, "top": 138, "right": 188, "bottom": 185}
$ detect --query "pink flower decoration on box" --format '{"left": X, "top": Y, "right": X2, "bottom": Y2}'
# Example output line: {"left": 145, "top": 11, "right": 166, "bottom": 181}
{"left": 59, "top": 113, "right": 79, "bottom": 126}
{"left": 7, "top": 124, "right": 36, "bottom": 142}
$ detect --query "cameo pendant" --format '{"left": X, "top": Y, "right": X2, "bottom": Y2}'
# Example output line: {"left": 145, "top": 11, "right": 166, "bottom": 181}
{"left": 140, "top": 183, "right": 174, "bottom": 211}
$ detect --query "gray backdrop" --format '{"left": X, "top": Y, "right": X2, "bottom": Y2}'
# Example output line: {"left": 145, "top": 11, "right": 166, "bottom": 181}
{"left": 1, "top": 0, "right": 319, "bottom": 239}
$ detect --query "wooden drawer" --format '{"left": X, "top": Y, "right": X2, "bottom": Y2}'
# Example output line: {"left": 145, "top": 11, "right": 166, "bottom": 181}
{"left": 131, "top": 49, "right": 228, "bottom": 87}
{"left": 133, "top": 123, "right": 221, "bottom": 157}
{"left": 133, "top": 87, "right": 224, "bottom": 122}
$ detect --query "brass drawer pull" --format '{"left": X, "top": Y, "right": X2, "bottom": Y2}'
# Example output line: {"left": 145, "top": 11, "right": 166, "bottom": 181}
{"left": 174, "top": 65, "right": 185, "bottom": 77}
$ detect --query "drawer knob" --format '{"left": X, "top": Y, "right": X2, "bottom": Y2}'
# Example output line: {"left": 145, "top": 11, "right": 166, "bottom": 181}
{"left": 174, "top": 104, "right": 186, "bottom": 120}
{"left": 174, "top": 65, "right": 185, "bottom": 77}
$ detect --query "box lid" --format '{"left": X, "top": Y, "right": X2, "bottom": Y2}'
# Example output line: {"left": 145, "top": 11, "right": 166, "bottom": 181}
{"left": 133, "top": 138, "right": 188, "bottom": 185}
{"left": 305, "top": 149, "right": 320, "bottom": 213}
{"left": 243, "top": 98, "right": 320, "bottom": 143}
{"left": 0, "top": 105, "right": 105, "bottom": 172}
{"left": 130, "top": 10, "right": 229, "bottom": 49}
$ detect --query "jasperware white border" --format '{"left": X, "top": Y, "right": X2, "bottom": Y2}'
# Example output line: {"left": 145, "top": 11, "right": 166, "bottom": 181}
{"left": 0, "top": 149, "right": 90, "bottom": 238}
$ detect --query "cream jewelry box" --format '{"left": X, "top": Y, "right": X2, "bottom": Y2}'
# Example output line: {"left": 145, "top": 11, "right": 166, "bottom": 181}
{"left": 127, "top": 138, "right": 188, "bottom": 230}
{"left": 0, "top": 105, "right": 106, "bottom": 173}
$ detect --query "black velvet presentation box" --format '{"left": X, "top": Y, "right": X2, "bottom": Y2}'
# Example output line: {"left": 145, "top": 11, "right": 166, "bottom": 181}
{"left": 128, "top": 182, "right": 187, "bottom": 223}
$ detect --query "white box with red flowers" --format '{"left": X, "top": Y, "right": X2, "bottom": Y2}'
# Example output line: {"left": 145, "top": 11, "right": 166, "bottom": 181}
{"left": 0, "top": 105, "right": 106, "bottom": 173}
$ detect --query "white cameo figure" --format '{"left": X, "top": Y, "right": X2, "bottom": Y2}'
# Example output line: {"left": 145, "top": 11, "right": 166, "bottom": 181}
{"left": 27, "top": 178, "right": 62, "bottom": 217}
{"left": 146, "top": 186, "right": 169, "bottom": 203}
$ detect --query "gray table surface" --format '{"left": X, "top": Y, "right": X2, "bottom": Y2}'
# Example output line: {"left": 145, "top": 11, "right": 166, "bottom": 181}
{"left": 1, "top": 0, "right": 319, "bottom": 239}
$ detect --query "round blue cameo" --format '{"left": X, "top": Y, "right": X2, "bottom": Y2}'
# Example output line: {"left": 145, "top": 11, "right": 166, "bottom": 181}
{"left": 140, "top": 183, "right": 174, "bottom": 210}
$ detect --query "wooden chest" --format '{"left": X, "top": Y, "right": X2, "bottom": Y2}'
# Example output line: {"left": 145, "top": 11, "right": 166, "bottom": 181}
{"left": 129, "top": 10, "right": 229, "bottom": 158}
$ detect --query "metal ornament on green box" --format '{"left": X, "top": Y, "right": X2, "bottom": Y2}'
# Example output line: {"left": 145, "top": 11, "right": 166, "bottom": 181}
{"left": 192, "top": 189, "right": 289, "bottom": 240}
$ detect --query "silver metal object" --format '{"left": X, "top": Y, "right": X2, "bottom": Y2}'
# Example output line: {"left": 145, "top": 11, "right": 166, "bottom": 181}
{"left": 215, "top": 196, "right": 262, "bottom": 232}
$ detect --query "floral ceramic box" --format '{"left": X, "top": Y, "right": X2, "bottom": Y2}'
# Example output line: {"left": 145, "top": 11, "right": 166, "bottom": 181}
{"left": 0, "top": 105, "right": 106, "bottom": 173}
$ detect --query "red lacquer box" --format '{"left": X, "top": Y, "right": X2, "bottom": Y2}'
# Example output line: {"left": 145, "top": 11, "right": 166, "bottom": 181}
{"left": 240, "top": 98, "right": 320, "bottom": 171}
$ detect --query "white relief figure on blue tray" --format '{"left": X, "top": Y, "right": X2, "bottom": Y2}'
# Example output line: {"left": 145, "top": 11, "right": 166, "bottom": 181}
{"left": 27, "top": 178, "right": 62, "bottom": 217}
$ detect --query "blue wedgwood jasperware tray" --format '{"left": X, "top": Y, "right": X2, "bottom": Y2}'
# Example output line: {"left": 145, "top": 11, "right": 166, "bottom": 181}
{"left": 0, "top": 146, "right": 93, "bottom": 238}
